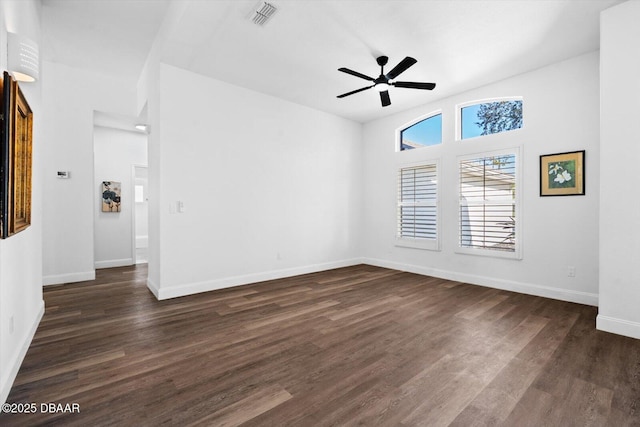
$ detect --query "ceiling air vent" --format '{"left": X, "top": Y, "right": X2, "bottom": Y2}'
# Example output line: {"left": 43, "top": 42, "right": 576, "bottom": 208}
{"left": 252, "top": 2, "right": 277, "bottom": 26}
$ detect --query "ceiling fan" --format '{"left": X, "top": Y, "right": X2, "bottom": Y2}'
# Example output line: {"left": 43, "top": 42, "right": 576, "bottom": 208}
{"left": 337, "top": 55, "right": 436, "bottom": 107}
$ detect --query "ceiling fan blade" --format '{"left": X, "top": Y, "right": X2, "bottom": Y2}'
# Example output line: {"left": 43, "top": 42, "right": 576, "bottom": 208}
{"left": 338, "top": 67, "right": 375, "bottom": 81}
{"left": 386, "top": 56, "right": 417, "bottom": 80}
{"left": 337, "top": 85, "right": 374, "bottom": 98}
{"left": 393, "top": 81, "right": 436, "bottom": 90}
{"left": 380, "top": 90, "right": 391, "bottom": 107}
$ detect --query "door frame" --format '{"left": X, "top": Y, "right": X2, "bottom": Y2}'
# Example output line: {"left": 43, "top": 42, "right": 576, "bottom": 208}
{"left": 131, "top": 164, "right": 148, "bottom": 264}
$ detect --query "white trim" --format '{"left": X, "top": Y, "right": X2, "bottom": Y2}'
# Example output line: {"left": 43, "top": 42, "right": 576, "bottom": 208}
{"left": 148, "top": 257, "right": 599, "bottom": 307}
{"left": 151, "top": 258, "right": 364, "bottom": 300}
{"left": 596, "top": 315, "right": 640, "bottom": 340}
{"left": 363, "top": 257, "right": 598, "bottom": 306}
{"left": 131, "top": 165, "right": 137, "bottom": 264}
{"left": 95, "top": 258, "right": 134, "bottom": 269}
{"left": 146, "top": 277, "right": 160, "bottom": 299}
{"left": 131, "top": 164, "right": 148, "bottom": 264}
{"left": 396, "top": 109, "right": 443, "bottom": 152}
{"left": 456, "top": 147, "right": 522, "bottom": 260}
{"left": 1, "top": 300, "right": 44, "bottom": 405}
{"left": 457, "top": 95, "right": 524, "bottom": 112}
{"left": 43, "top": 270, "right": 96, "bottom": 286}
{"left": 396, "top": 159, "right": 441, "bottom": 251}
{"left": 395, "top": 237, "right": 439, "bottom": 251}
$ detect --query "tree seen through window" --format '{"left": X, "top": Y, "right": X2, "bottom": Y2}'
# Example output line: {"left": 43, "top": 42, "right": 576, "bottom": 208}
{"left": 461, "top": 100, "right": 522, "bottom": 139}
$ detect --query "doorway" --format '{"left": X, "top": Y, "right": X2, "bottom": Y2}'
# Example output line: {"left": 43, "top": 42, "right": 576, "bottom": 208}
{"left": 93, "top": 123, "right": 148, "bottom": 269}
{"left": 133, "top": 165, "right": 148, "bottom": 264}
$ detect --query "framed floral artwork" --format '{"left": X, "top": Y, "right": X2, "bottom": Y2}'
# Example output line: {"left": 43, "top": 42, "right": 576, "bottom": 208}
{"left": 540, "top": 150, "right": 585, "bottom": 196}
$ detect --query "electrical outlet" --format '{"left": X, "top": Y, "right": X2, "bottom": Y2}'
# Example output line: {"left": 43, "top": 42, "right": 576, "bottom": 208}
{"left": 568, "top": 266, "right": 576, "bottom": 277}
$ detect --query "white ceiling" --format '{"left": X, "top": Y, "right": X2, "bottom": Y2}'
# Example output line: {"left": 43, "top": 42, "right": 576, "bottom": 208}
{"left": 42, "top": 0, "right": 170, "bottom": 81}
{"left": 42, "top": 0, "right": 622, "bottom": 124}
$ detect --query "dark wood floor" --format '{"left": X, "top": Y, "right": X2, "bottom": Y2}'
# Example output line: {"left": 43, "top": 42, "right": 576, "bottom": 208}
{"left": 1, "top": 264, "right": 640, "bottom": 426}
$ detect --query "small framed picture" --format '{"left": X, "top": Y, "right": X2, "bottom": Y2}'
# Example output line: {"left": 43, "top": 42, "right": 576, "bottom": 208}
{"left": 540, "top": 150, "right": 585, "bottom": 196}
{"left": 102, "top": 181, "right": 122, "bottom": 212}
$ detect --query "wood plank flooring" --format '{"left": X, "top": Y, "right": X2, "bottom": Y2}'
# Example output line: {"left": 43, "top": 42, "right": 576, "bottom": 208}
{"left": 1, "top": 264, "right": 639, "bottom": 426}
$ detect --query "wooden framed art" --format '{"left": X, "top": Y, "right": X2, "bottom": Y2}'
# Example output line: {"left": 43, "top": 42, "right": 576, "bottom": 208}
{"left": 540, "top": 150, "right": 585, "bottom": 197}
{"left": 1, "top": 71, "right": 34, "bottom": 238}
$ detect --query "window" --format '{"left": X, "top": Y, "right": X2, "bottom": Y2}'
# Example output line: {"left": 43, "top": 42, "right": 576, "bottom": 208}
{"left": 459, "top": 151, "right": 519, "bottom": 257}
{"left": 397, "top": 163, "right": 438, "bottom": 250}
{"left": 399, "top": 113, "right": 442, "bottom": 150}
{"left": 460, "top": 99, "right": 522, "bottom": 140}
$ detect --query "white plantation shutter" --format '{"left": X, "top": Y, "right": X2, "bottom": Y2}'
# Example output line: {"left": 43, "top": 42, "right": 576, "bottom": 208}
{"left": 398, "top": 164, "right": 437, "bottom": 241}
{"left": 459, "top": 154, "right": 517, "bottom": 253}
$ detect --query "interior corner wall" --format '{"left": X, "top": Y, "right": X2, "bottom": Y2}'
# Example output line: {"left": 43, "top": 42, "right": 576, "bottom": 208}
{"left": 41, "top": 61, "right": 138, "bottom": 286}
{"left": 149, "top": 63, "right": 362, "bottom": 299}
{"left": 362, "top": 51, "right": 600, "bottom": 306}
{"left": 93, "top": 126, "right": 147, "bottom": 269}
{"left": 597, "top": 0, "right": 640, "bottom": 340}
{"left": 0, "top": 0, "right": 45, "bottom": 405}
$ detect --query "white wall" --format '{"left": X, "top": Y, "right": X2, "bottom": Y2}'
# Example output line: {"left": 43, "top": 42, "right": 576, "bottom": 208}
{"left": 147, "top": 63, "right": 362, "bottom": 299}
{"left": 93, "top": 126, "right": 147, "bottom": 268}
{"left": 598, "top": 1, "right": 640, "bottom": 339}
{"left": 0, "top": 0, "right": 44, "bottom": 405}
{"left": 41, "top": 61, "right": 138, "bottom": 285}
{"left": 362, "top": 52, "right": 600, "bottom": 306}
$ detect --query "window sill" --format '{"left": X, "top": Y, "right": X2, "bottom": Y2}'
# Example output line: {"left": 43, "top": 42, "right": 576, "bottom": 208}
{"left": 455, "top": 246, "right": 521, "bottom": 260}
{"left": 395, "top": 238, "right": 439, "bottom": 251}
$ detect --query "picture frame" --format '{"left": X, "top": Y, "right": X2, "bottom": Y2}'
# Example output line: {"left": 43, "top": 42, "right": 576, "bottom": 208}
{"left": 540, "top": 150, "right": 585, "bottom": 197}
{"left": 1, "top": 71, "right": 33, "bottom": 238}
{"left": 102, "top": 181, "right": 122, "bottom": 212}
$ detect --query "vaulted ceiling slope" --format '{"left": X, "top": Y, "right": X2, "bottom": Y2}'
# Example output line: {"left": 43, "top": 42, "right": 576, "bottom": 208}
{"left": 42, "top": 0, "right": 622, "bottom": 123}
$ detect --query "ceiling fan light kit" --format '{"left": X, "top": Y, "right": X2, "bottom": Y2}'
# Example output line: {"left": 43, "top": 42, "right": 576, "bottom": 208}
{"left": 374, "top": 82, "right": 389, "bottom": 92}
{"left": 337, "top": 55, "right": 436, "bottom": 107}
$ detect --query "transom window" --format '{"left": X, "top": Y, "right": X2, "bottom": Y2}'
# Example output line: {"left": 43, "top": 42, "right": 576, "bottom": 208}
{"left": 399, "top": 113, "right": 442, "bottom": 150}
{"left": 461, "top": 99, "right": 522, "bottom": 140}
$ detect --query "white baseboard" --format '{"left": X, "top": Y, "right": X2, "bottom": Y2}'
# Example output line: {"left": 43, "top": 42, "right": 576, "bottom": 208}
{"left": 363, "top": 257, "right": 599, "bottom": 306}
{"left": 43, "top": 270, "right": 96, "bottom": 286}
{"left": 1, "top": 300, "right": 44, "bottom": 405}
{"left": 152, "top": 258, "right": 364, "bottom": 300}
{"left": 596, "top": 315, "right": 640, "bottom": 340}
{"left": 148, "top": 256, "right": 599, "bottom": 307}
{"left": 95, "top": 258, "right": 134, "bottom": 269}
{"left": 146, "top": 277, "right": 160, "bottom": 299}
